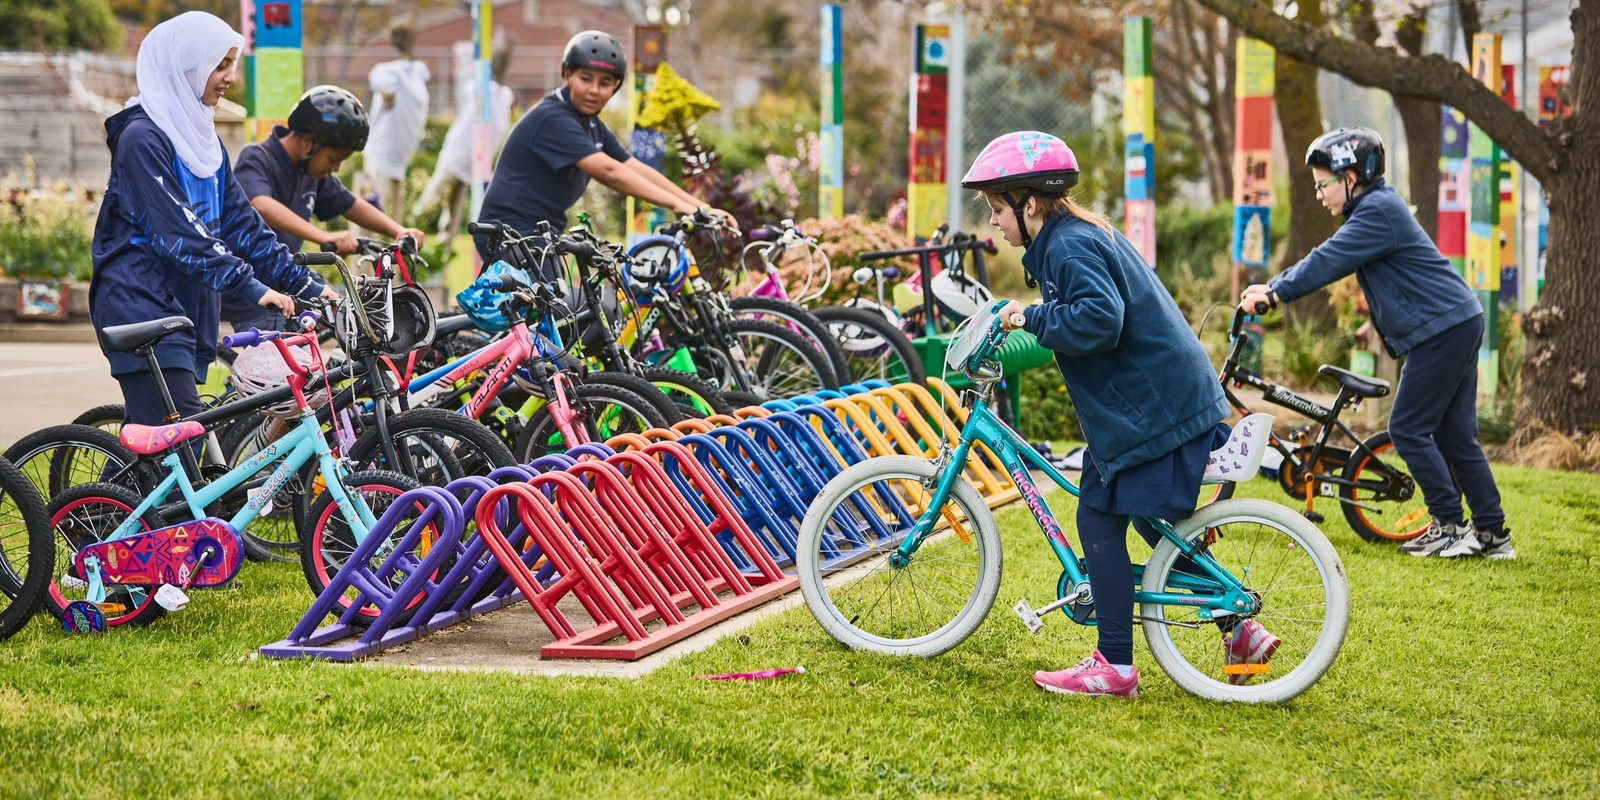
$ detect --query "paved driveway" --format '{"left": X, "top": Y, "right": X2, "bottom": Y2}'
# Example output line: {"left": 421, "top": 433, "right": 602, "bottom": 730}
{"left": 0, "top": 343, "right": 123, "bottom": 450}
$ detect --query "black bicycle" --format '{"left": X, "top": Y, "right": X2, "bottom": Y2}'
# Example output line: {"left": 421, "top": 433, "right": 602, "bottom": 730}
{"left": 1214, "top": 304, "right": 1428, "bottom": 543}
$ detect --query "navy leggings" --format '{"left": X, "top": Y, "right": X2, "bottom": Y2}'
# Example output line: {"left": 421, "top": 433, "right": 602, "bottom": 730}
{"left": 115, "top": 367, "right": 205, "bottom": 426}
{"left": 1076, "top": 507, "right": 1173, "bottom": 667}
{"left": 1388, "top": 315, "right": 1504, "bottom": 530}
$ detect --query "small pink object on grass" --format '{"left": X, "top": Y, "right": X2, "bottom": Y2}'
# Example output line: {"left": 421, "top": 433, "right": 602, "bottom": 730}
{"left": 700, "top": 666, "right": 806, "bottom": 681}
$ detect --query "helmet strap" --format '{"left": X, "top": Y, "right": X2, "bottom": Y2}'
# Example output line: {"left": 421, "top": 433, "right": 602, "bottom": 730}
{"left": 1002, "top": 189, "right": 1041, "bottom": 288}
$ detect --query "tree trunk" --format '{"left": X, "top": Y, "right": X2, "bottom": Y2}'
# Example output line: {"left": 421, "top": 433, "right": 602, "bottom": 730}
{"left": 1394, "top": 96, "right": 1441, "bottom": 239}
{"left": 1516, "top": 4, "right": 1600, "bottom": 437}
{"left": 1275, "top": 0, "right": 1339, "bottom": 327}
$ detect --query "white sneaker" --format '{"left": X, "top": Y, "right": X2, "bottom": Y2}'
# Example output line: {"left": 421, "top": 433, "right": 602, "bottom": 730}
{"left": 1401, "top": 518, "right": 1469, "bottom": 557}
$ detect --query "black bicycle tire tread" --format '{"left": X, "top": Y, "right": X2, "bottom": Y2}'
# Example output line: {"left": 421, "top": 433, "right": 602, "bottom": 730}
{"left": 811, "top": 305, "right": 929, "bottom": 386}
{"left": 728, "top": 317, "right": 841, "bottom": 393}
{"left": 729, "top": 296, "right": 852, "bottom": 384}
{"left": 0, "top": 457, "right": 54, "bottom": 640}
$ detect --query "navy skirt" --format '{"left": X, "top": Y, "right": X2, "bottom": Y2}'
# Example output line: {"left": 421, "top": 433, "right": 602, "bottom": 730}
{"left": 1079, "top": 422, "right": 1231, "bottom": 521}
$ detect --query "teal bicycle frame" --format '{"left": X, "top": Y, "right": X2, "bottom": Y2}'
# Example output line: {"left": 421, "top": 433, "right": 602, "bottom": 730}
{"left": 103, "top": 409, "right": 375, "bottom": 551}
{"left": 898, "top": 388, "right": 1260, "bottom": 622}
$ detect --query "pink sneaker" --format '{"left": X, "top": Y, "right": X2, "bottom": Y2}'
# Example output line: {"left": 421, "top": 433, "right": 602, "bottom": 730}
{"left": 1032, "top": 650, "right": 1138, "bottom": 698}
{"left": 1223, "top": 619, "right": 1281, "bottom": 685}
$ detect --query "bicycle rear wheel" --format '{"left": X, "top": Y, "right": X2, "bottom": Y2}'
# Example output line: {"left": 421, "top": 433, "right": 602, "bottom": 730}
{"left": 0, "top": 458, "right": 52, "bottom": 640}
{"left": 513, "top": 382, "right": 668, "bottom": 462}
{"left": 728, "top": 318, "right": 840, "bottom": 398}
{"left": 728, "top": 296, "right": 851, "bottom": 383}
{"left": 44, "top": 482, "right": 168, "bottom": 628}
{"left": 1141, "top": 498, "right": 1350, "bottom": 703}
{"left": 640, "top": 367, "right": 735, "bottom": 418}
{"left": 1339, "top": 431, "right": 1430, "bottom": 542}
{"left": 797, "top": 455, "right": 1002, "bottom": 657}
{"left": 812, "top": 305, "right": 927, "bottom": 386}
{"left": 3, "top": 424, "right": 146, "bottom": 501}
{"left": 301, "top": 470, "right": 436, "bottom": 627}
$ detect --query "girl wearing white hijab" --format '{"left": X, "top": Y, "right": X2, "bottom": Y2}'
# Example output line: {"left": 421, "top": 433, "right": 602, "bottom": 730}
{"left": 90, "top": 11, "right": 335, "bottom": 426}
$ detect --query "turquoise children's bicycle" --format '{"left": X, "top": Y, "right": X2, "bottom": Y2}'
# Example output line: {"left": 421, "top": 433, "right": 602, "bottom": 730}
{"left": 46, "top": 312, "right": 417, "bottom": 631}
{"left": 797, "top": 301, "right": 1350, "bottom": 703}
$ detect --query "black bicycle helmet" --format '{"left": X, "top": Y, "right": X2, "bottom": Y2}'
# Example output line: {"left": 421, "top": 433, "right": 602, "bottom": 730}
{"left": 287, "top": 85, "right": 370, "bottom": 152}
{"left": 1306, "top": 127, "right": 1384, "bottom": 184}
{"left": 562, "top": 31, "right": 626, "bottom": 79}
{"left": 383, "top": 284, "right": 437, "bottom": 358}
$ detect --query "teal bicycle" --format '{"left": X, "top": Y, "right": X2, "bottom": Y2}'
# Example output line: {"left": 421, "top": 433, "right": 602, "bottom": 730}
{"left": 797, "top": 301, "right": 1350, "bottom": 703}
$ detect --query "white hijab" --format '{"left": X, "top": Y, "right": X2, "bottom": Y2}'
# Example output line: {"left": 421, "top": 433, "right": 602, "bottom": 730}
{"left": 128, "top": 12, "right": 244, "bottom": 178}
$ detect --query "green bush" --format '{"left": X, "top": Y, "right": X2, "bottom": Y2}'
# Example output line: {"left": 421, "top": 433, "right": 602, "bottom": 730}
{"left": 0, "top": 186, "right": 95, "bottom": 281}
{"left": 1014, "top": 364, "right": 1079, "bottom": 444}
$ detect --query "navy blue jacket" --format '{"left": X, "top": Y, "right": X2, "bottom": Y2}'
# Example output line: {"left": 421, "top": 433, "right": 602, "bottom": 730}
{"left": 1020, "top": 213, "right": 1228, "bottom": 482}
{"left": 90, "top": 106, "right": 321, "bottom": 377}
{"left": 1269, "top": 179, "right": 1481, "bottom": 357}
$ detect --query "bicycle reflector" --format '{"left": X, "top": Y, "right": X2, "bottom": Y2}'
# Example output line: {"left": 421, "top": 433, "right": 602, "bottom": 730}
{"left": 944, "top": 299, "right": 1009, "bottom": 374}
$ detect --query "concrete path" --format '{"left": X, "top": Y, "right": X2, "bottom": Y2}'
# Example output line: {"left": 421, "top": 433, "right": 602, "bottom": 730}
{"left": 0, "top": 342, "right": 122, "bottom": 450}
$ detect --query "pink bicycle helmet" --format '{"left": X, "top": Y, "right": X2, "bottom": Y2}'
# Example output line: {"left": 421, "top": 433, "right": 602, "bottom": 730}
{"left": 960, "top": 131, "right": 1079, "bottom": 194}
{"left": 961, "top": 131, "right": 1079, "bottom": 253}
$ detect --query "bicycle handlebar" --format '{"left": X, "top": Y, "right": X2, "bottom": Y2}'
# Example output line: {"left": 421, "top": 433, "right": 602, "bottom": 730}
{"left": 293, "top": 251, "right": 339, "bottom": 266}
{"left": 221, "top": 328, "right": 265, "bottom": 349}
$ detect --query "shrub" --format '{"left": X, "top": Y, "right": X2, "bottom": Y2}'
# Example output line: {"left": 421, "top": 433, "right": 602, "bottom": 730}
{"left": 0, "top": 180, "right": 96, "bottom": 281}
{"left": 1015, "top": 364, "right": 1080, "bottom": 444}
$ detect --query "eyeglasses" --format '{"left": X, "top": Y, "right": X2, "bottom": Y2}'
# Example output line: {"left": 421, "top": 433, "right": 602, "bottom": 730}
{"left": 1313, "top": 175, "right": 1341, "bottom": 194}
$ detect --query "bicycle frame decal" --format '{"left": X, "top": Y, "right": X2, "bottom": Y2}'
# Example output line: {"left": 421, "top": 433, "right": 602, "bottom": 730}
{"left": 1009, "top": 467, "right": 1067, "bottom": 548}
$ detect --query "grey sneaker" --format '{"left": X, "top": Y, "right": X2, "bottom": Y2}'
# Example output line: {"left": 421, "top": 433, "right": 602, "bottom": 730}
{"left": 1478, "top": 526, "right": 1516, "bottom": 560}
{"left": 1401, "top": 518, "right": 1469, "bottom": 557}
{"left": 1435, "top": 528, "right": 1484, "bottom": 558}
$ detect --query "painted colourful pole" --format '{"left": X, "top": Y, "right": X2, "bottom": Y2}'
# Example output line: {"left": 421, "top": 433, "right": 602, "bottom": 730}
{"left": 1535, "top": 65, "right": 1569, "bottom": 303}
{"left": 627, "top": 27, "right": 668, "bottom": 246}
{"left": 1438, "top": 107, "right": 1469, "bottom": 275}
{"left": 1231, "top": 38, "right": 1274, "bottom": 290}
{"left": 907, "top": 23, "right": 949, "bottom": 240}
{"left": 1466, "top": 33, "right": 1501, "bottom": 405}
{"left": 1122, "top": 17, "right": 1155, "bottom": 268}
{"left": 240, "top": 0, "right": 303, "bottom": 143}
{"left": 819, "top": 5, "right": 843, "bottom": 219}
{"left": 1497, "top": 64, "right": 1518, "bottom": 309}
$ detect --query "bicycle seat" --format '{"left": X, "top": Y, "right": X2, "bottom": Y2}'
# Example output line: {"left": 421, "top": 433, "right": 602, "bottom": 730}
{"left": 99, "top": 316, "right": 193, "bottom": 353}
{"left": 120, "top": 420, "right": 206, "bottom": 455}
{"left": 434, "top": 313, "right": 478, "bottom": 337}
{"left": 1319, "top": 365, "right": 1390, "bottom": 398}
{"left": 1202, "top": 413, "right": 1275, "bottom": 484}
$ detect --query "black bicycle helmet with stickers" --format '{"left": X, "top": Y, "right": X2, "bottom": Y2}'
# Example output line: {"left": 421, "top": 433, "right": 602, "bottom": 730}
{"left": 562, "top": 30, "right": 627, "bottom": 79}
{"left": 287, "top": 85, "right": 370, "bottom": 152}
{"left": 1305, "top": 127, "right": 1385, "bottom": 184}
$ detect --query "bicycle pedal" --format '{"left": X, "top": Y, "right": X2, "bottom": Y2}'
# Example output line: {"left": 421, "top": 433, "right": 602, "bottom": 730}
{"left": 154, "top": 584, "right": 190, "bottom": 612}
{"left": 1013, "top": 599, "right": 1044, "bottom": 634}
{"left": 1302, "top": 510, "right": 1325, "bottom": 524}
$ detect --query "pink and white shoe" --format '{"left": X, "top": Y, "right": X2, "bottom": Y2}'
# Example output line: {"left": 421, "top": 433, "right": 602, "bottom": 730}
{"left": 1223, "top": 619, "right": 1281, "bottom": 685}
{"left": 1032, "top": 650, "right": 1138, "bottom": 698}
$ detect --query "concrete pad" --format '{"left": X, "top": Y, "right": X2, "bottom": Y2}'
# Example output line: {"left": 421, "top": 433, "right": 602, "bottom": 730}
{"left": 0, "top": 342, "right": 123, "bottom": 448}
{"left": 366, "top": 589, "right": 808, "bottom": 679}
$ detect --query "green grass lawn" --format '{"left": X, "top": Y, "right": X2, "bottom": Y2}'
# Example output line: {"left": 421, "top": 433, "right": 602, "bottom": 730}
{"left": 2, "top": 463, "right": 1598, "bottom": 798}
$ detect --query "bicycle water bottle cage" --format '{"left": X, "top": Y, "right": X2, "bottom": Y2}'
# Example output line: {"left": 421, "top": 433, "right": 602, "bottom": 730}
{"left": 944, "top": 299, "right": 1010, "bottom": 375}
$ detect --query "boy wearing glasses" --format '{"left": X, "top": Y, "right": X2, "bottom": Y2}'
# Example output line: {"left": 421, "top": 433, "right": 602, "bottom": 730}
{"left": 1241, "top": 127, "right": 1513, "bottom": 561}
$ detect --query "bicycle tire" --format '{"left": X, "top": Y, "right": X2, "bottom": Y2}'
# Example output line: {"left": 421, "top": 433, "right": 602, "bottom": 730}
{"left": 1141, "top": 498, "right": 1350, "bottom": 703}
{"left": 70, "top": 404, "right": 125, "bottom": 434}
{"left": 811, "top": 305, "right": 928, "bottom": 386}
{"left": 0, "top": 457, "right": 53, "bottom": 640}
{"left": 345, "top": 408, "right": 517, "bottom": 482}
{"left": 44, "top": 481, "right": 168, "bottom": 628}
{"left": 585, "top": 370, "right": 690, "bottom": 424}
{"left": 728, "top": 318, "right": 840, "bottom": 398}
{"left": 728, "top": 296, "right": 852, "bottom": 385}
{"left": 797, "top": 455, "right": 1002, "bottom": 657}
{"left": 640, "top": 367, "right": 735, "bottom": 418}
{"left": 1338, "top": 430, "right": 1430, "bottom": 542}
{"left": 513, "top": 382, "right": 670, "bottom": 462}
{"left": 301, "top": 469, "right": 440, "bottom": 628}
{"left": 3, "top": 424, "right": 146, "bottom": 501}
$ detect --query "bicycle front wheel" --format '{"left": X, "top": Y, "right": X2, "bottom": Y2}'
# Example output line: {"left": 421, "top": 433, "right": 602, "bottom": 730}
{"left": 1141, "top": 498, "right": 1350, "bottom": 703}
{"left": 797, "top": 455, "right": 1002, "bottom": 657}
{"left": 812, "top": 305, "right": 927, "bottom": 386}
{"left": 0, "top": 458, "right": 53, "bottom": 640}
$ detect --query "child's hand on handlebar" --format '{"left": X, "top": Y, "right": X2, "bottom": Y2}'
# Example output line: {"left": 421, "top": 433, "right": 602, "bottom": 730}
{"left": 998, "top": 300, "right": 1030, "bottom": 331}
{"left": 397, "top": 228, "right": 427, "bottom": 248}
{"left": 258, "top": 289, "right": 297, "bottom": 317}
{"left": 321, "top": 230, "right": 360, "bottom": 255}
{"left": 1240, "top": 284, "right": 1276, "bottom": 313}
{"left": 706, "top": 207, "right": 740, "bottom": 232}
{"left": 317, "top": 283, "right": 341, "bottom": 301}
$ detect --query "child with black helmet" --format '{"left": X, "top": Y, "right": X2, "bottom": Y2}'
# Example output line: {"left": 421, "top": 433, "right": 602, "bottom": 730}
{"left": 226, "top": 85, "right": 425, "bottom": 332}
{"left": 474, "top": 30, "right": 737, "bottom": 272}
{"left": 1240, "top": 127, "right": 1513, "bottom": 561}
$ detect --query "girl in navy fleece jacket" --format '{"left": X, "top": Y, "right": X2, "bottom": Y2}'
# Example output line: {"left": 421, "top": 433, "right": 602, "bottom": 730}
{"left": 89, "top": 12, "right": 335, "bottom": 425}
{"left": 964, "top": 131, "right": 1280, "bottom": 698}
{"left": 1242, "top": 128, "right": 1512, "bottom": 561}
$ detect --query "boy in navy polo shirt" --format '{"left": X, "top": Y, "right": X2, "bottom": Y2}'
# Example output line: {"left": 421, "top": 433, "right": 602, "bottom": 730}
{"left": 474, "top": 30, "right": 736, "bottom": 271}
{"left": 226, "top": 85, "right": 424, "bottom": 331}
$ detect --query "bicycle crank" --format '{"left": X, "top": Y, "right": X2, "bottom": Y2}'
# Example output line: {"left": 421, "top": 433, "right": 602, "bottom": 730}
{"left": 1013, "top": 591, "right": 1082, "bottom": 634}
